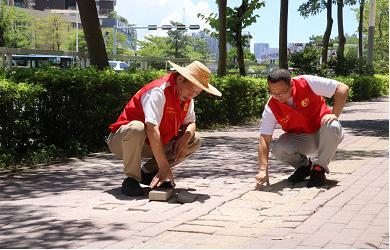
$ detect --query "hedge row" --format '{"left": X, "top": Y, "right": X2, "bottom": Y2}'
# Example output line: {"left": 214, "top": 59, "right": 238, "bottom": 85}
{"left": 0, "top": 68, "right": 388, "bottom": 168}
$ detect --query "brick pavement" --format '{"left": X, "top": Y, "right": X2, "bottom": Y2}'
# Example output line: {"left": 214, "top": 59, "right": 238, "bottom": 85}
{"left": 0, "top": 98, "right": 388, "bottom": 248}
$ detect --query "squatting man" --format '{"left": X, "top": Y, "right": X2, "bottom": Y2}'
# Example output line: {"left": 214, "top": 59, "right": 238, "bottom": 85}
{"left": 256, "top": 69, "right": 349, "bottom": 188}
{"left": 107, "top": 60, "right": 221, "bottom": 196}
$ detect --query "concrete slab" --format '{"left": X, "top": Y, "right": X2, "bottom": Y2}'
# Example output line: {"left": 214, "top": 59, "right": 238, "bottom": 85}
{"left": 148, "top": 188, "right": 174, "bottom": 201}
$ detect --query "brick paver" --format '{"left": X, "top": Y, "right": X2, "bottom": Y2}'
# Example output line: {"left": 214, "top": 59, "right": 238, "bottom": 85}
{"left": 0, "top": 98, "right": 388, "bottom": 248}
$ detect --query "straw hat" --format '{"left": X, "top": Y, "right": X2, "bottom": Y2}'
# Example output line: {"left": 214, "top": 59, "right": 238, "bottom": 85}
{"left": 168, "top": 60, "right": 222, "bottom": 96}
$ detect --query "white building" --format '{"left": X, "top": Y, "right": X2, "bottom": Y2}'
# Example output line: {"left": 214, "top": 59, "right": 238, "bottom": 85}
{"left": 191, "top": 31, "right": 234, "bottom": 60}
{"left": 254, "top": 43, "right": 269, "bottom": 59}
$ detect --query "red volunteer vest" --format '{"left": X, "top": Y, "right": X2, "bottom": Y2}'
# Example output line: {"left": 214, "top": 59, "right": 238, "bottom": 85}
{"left": 109, "top": 73, "right": 191, "bottom": 145}
{"left": 268, "top": 76, "right": 332, "bottom": 134}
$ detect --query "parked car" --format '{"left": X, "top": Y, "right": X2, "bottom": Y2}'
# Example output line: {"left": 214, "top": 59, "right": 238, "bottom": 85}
{"left": 109, "top": 60, "right": 129, "bottom": 71}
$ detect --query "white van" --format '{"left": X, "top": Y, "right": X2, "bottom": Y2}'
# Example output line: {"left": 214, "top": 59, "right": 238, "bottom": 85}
{"left": 109, "top": 60, "right": 129, "bottom": 71}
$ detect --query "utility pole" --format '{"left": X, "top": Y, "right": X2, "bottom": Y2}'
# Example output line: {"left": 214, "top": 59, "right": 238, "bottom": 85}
{"left": 76, "top": 2, "right": 79, "bottom": 52}
{"left": 113, "top": 18, "right": 118, "bottom": 55}
{"left": 183, "top": 8, "right": 185, "bottom": 24}
{"left": 367, "top": 0, "right": 375, "bottom": 65}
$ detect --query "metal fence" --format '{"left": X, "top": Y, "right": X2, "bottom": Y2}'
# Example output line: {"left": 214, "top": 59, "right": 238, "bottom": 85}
{"left": 0, "top": 47, "right": 274, "bottom": 76}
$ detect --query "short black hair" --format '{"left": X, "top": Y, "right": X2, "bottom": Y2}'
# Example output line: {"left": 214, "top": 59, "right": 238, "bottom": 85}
{"left": 267, "top": 69, "right": 291, "bottom": 86}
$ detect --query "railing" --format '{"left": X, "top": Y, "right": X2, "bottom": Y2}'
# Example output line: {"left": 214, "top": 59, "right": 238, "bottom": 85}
{"left": 0, "top": 47, "right": 275, "bottom": 75}
{"left": 0, "top": 47, "right": 215, "bottom": 70}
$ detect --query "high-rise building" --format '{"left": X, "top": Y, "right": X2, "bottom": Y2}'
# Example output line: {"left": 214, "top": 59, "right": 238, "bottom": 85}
{"left": 192, "top": 31, "right": 237, "bottom": 60}
{"left": 192, "top": 31, "right": 218, "bottom": 59}
{"left": 27, "top": 0, "right": 115, "bottom": 16}
{"left": 242, "top": 31, "right": 251, "bottom": 49}
{"left": 32, "top": 0, "right": 76, "bottom": 11}
{"left": 254, "top": 43, "right": 269, "bottom": 59}
{"left": 95, "top": 0, "right": 116, "bottom": 16}
{"left": 6, "top": 0, "right": 136, "bottom": 51}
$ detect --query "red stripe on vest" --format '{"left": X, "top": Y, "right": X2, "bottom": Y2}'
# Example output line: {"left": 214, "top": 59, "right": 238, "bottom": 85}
{"left": 268, "top": 76, "right": 332, "bottom": 134}
{"left": 109, "top": 73, "right": 191, "bottom": 145}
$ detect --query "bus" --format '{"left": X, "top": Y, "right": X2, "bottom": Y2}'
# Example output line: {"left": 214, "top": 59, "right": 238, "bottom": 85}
{"left": 11, "top": 54, "right": 76, "bottom": 69}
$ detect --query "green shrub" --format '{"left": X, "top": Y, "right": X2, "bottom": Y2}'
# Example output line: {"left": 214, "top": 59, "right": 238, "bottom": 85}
{"left": 332, "top": 75, "right": 388, "bottom": 103}
{"left": 195, "top": 75, "right": 268, "bottom": 128}
{"left": 374, "top": 74, "right": 389, "bottom": 96}
{"left": 349, "top": 75, "right": 388, "bottom": 101}
{"left": 289, "top": 46, "right": 322, "bottom": 75}
{"left": 0, "top": 68, "right": 164, "bottom": 169}
{"left": 328, "top": 56, "right": 375, "bottom": 76}
{"left": 0, "top": 79, "right": 44, "bottom": 152}
{"left": 25, "top": 144, "right": 60, "bottom": 166}
{"left": 0, "top": 66, "right": 387, "bottom": 169}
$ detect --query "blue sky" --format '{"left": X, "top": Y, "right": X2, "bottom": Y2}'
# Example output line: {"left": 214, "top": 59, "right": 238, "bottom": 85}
{"left": 115, "top": 0, "right": 359, "bottom": 50}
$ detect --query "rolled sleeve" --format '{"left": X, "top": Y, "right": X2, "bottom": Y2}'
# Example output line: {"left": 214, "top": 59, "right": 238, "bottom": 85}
{"left": 260, "top": 104, "right": 277, "bottom": 135}
{"left": 303, "top": 75, "right": 339, "bottom": 98}
{"left": 141, "top": 88, "right": 165, "bottom": 126}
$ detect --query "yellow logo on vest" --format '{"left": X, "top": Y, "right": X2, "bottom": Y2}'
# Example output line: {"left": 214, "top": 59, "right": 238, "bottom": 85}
{"left": 301, "top": 98, "right": 310, "bottom": 107}
{"left": 183, "top": 103, "right": 189, "bottom": 112}
{"left": 166, "top": 106, "right": 175, "bottom": 114}
{"left": 280, "top": 115, "right": 291, "bottom": 124}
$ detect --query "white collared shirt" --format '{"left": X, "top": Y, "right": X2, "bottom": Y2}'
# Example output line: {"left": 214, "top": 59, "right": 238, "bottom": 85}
{"left": 140, "top": 85, "right": 195, "bottom": 126}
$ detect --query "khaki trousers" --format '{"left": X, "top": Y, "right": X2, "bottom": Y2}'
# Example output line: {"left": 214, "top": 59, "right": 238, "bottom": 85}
{"left": 271, "top": 120, "right": 344, "bottom": 173}
{"left": 106, "top": 120, "right": 201, "bottom": 182}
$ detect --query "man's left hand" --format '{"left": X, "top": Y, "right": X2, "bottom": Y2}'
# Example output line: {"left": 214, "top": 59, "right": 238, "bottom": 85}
{"left": 321, "top": 114, "right": 338, "bottom": 125}
{"left": 150, "top": 167, "right": 175, "bottom": 189}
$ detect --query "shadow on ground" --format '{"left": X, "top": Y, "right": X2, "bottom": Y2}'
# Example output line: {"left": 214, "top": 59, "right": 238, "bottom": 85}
{"left": 341, "top": 119, "right": 388, "bottom": 138}
{"left": 257, "top": 178, "right": 339, "bottom": 194}
{"left": 2, "top": 125, "right": 386, "bottom": 202}
{"left": 0, "top": 204, "right": 122, "bottom": 249}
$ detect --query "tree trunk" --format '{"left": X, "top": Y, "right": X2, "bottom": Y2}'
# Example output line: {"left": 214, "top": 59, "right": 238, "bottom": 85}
{"left": 322, "top": 0, "right": 333, "bottom": 64}
{"left": 175, "top": 40, "right": 179, "bottom": 58}
{"left": 279, "top": 0, "right": 289, "bottom": 69}
{"left": 76, "top": 0, "right": 109, "bottom": 70}
{"left": 236, "top": 32, "right": 246, "bottom": 76}
{"left": 217, "top": 0, "right": 227, "bottom": 76}
{"left": 366, "top": 0, "right": 375, "bottom": 65}
{"left": 236, "top": 0, "right": 248, "bottom": 76}
{"left": 377, "top": 2, "right": 383, "bottom": 54}
{"left": 337, "top": 0, "right": 346, "bottom": 59}
{"left": 358, "top": 0, "right": 365, "bottom": 58}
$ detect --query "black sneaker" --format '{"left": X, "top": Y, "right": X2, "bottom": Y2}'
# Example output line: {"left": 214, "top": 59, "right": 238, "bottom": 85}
{"left": 287, "top": 159, "right": 312, "bottom": 183}
{"left": 307, "top": 165, "right": 326, "bottom": 188}
{"left": 140, "top": 169, "right": 158, "bottom": 186}
{"left": 121, "top": 177, "right": 144, "bottom": 196}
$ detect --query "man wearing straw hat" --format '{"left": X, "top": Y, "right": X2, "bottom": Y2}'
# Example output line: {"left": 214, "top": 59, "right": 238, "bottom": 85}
{"left": 107, "top": 61, "right": 221, "bottom": 196}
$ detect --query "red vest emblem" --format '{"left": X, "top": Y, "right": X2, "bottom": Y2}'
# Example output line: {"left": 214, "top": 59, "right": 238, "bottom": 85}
{"left": 301, "top": 98, "right": 310, "bottom": 107}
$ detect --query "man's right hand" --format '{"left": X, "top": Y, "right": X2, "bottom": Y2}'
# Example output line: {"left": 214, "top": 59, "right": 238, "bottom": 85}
{"left": 255, "top": 170, "right": 270, "bottom": 188}
{"left": 150, "top": 167, "right": 175, "bottom": 189}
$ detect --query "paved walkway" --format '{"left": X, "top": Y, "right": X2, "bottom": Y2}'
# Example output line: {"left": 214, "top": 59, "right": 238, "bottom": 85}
{"left": 0, "top": 98, "right": 388, "bottom": 249}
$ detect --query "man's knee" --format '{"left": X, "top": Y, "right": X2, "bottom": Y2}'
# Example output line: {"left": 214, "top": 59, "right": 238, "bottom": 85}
{"left": 189, "top": 132, "right": 202, "bottom": 152}
{"left": 320, "top": 121, "right": 343, "bottom": 140}
{"left": 272, "top": 140, "right": 288, "bottom": 158}
{"left": 122, "top": 121, "right": 146, "bottom": 140}
{"left": 272, "top": 132, "right": 299, "bottom": 157}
